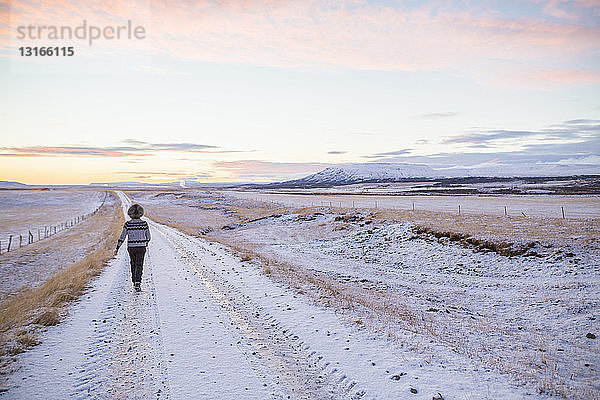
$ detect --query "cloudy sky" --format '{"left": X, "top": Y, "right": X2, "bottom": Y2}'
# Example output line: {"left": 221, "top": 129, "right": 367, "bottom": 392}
{"left": 0, "top": 0, "right": 599, "bottom": 184}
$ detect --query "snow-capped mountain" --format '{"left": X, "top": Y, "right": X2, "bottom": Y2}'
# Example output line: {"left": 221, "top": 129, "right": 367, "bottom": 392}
{"left": 277, "top": 162, "right": 599, "bottom": 187}
{"left": 284, "top": 163, "right": 438, "bottom": 186}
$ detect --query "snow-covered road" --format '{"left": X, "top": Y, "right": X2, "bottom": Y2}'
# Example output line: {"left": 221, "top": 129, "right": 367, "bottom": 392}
{"left": 2, "top": 192, "right": 543, "bottom": 399}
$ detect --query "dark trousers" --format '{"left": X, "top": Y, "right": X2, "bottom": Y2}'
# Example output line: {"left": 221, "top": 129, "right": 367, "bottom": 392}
{"left": 127, "top": 246, "right": 146, "bottom": 283}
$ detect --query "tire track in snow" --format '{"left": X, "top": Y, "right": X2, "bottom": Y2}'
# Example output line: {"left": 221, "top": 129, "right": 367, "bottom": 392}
{"left": 154, "top": 222, "right": 368, "bottom": 400}
{"left": 70, "top": 199, "right": 170, "bottom": 399}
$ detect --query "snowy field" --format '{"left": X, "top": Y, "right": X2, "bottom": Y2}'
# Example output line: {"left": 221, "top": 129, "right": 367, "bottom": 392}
{"left": 127, "top": 189, "right": 599, "bottom": 398}
{"left": 2, "top": 192, "right": 561, "bottom": 400}
{"left": 2, "top": 190, "right": 598, "bottom": 399}
{"left": 216, "top": 211, "right": 600, "bottom": 398}
{"left": 0, "top": 193, "right": 117, "bottom": 301}
{"left": 0, "top": 190, "right": 105, "bottom": 252}
{"left": 226, "top": 190, "right": 600, "bottom": 219}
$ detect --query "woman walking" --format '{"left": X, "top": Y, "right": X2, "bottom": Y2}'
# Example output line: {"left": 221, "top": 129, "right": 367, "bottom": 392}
{"left": 114, "top": 204, "right": 151, "bottom": 291}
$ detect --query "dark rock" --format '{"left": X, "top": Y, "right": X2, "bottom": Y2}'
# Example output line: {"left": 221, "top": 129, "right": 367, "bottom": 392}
{"left": 410, "top": 387, "right": 418, "bottom": 394}
{"left": 586, "top": 333, "right": 596, "bottom": 339}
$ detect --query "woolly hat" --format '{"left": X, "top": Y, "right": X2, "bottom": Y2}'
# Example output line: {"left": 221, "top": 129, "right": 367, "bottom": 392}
{"left": 127, "top": 204, "right": 144, "bottom": 219}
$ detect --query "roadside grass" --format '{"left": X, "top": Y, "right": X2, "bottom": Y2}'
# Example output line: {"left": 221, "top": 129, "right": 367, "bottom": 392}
{"left": 0, "top": 196, "right": 119, "bottom": 302}
{"left": 0, "top": 194, "right": 123, "bottom": 378}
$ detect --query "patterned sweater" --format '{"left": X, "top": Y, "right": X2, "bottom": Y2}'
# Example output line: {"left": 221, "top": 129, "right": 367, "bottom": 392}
{"left": 117, "top": 218, "right": 151, "bottom": 249}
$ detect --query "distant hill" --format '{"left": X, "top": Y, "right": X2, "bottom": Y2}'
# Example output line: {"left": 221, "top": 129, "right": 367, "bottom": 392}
{"left": 443, "top": 163, "right": 600, "bottom": 178}
{"left": 260, "top": 162, "right": 600, "bottom": 188}
{"left": 284, "top": 163, "right": 437, "bottom": 187}
{"left": 0, "top": 181, "right": 28, "bottom": 188}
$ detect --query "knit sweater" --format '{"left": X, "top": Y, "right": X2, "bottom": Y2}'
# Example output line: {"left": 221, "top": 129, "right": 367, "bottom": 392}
{"left": 117, "top": 218, "right": 151, "bottom": 249}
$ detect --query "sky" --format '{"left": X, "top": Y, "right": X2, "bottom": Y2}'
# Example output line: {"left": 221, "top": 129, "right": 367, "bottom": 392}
{"left": 0, "top": 0, "right": 599, "bottom": 184}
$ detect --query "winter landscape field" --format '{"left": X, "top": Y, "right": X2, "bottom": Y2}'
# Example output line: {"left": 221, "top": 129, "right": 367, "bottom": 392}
{"left": 0, "top": 190, "right": 110, "bottom": 300}
{"left": 0, "top": 190, "right": 105, "bottom": 253}
{"left": 2, "top": 185, "right": 597, "bottom": 399}
{"left": 3, "top": 0, "right": 600, "bottom": 398}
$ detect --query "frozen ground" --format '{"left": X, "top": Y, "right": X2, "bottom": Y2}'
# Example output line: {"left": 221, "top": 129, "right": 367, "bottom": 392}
{"left": 226, "top": 190, "right": 600, "bottom": 219}
{"left": 0, "top": 190, "right": 105, "bottom": 253}
{"left": 126, "top": 189, "right": 600, "bottom": 398}
{"left": 0, "top": 194, "right": 119, "bottom": 302}
{"left": 216, "top": 211, "right": 600, "bottom": 397}
{"left": 0, "top": 192, "right": 559, "bottom": 399}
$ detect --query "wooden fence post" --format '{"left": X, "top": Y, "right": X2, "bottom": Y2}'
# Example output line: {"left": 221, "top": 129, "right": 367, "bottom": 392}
{"left": 561, "top": 206, "right": 565, "bottom": 219}
{"left": 19, "top": 235, "right": 22, "bottom": 247}
{"left": 458, "top": 205, "right": 461, "bottom": 215}
{"left": 8, "top": 235, "right": 12, "bottom": 251}
{"left": 504, "top": 206, "right": 507, "bottom": 216}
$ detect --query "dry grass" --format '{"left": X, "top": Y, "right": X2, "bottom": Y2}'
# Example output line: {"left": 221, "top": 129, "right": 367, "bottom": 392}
{"left": 0, "top": 193, "right": 123, "bottom": 377}
{"left": 135, "top": 202, "right": 231, "bottom": 237}
{"left": 372, "top": 208, "right": 600, "bottom": 248}
{"left": 129, "top": 188, "right": 600, "bottom": 248}
{"left": 126, "top": 189, "right": 300, "bottom": 233}
{"left": 0, "top": 194, "right": 120, "bottom": 302}
{"left": 410, "top": 225, "right": 543, "bottom": 257}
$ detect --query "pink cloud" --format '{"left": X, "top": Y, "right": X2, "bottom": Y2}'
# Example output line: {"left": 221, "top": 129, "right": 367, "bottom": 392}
{"left": 488, "top": 67, "right": 600, "bottom": 88}
{"left": 0, "top": 146, "right": 151, "bottom": 157}
{"left": 537, "top": 68, "right": 600, "bottom": 83}
{"left": 2, "top": 1, "right": 599, "bottom": 84}
{"left": 145, "top": 0, "right": 600, "bottom": 70}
